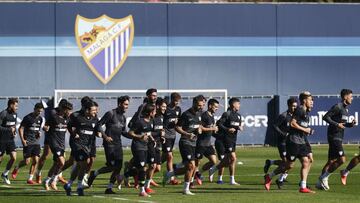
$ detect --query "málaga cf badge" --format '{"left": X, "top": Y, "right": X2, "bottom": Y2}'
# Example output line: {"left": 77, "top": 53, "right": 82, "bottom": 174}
{"left": 75, "top": 15, "right": 134, "bottom": 84}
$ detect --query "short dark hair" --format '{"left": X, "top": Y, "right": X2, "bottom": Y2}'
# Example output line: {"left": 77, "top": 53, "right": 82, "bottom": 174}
{"left": 62, "top": 101, "right": 73, "bottom": 110}
{"left": 94, "top": 101, "right": 98, "bottom": 107}
{"left": 146, "top": 88, "right": 157, "bottom": 96}
{"left": 193, "top": 95, "right": 205, "bottom": 106}
{"left": 171, "top": 92, "right": 181, "bottom": 101}
{"left": 84, "top": 101, "right": 96, "bottom": 111}
{"left": 58, "top": 99, "right": 68, "bottom": 108}
{"left": 141, "top": 104, "right": 156, "bottom": 117}
{"left": 81, "top": 96, "right": 92, "bottom": 107}
{"left": 208, "top": 98, "right": 219, "bottom": 107}
{"left": 229, "top": 97, "right": 240, "bottom": 107}
{"left": 117, "top": 95, "right": 130, "bottom": 105}
{"left": 7, "top": 98, "right": 18, "bottom": 107}
{"left": 341, "top": 89, "right": 353, "bottom": 100}
{"left": 299, "top": 91, "right": 312, "bottom": 104}
{"left": 287, "top": 97, "right": 297, "bottom": 107}
{"left": 34, "top": 102, "right": 44, "bottom": 110}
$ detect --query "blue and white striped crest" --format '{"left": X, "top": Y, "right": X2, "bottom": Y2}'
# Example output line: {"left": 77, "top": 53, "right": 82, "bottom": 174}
{"left": 75, "top": 15, "right": 134, "bottom": 84}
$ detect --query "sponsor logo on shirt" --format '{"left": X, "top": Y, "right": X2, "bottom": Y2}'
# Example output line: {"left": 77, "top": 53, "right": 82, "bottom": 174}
{"left": 154, "top": 125, "right": 163, "bottom": 130}
{"left": 6, "top": 121, "right": 16, "bottom": 126}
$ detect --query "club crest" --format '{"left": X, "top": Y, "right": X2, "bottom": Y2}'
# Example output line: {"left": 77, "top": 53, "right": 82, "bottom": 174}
{"left": 75, "top": 15, "right": 134, "bottom": 84}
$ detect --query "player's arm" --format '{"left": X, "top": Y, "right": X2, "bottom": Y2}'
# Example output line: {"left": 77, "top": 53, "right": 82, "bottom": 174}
{"left": 201, "top": 115, "right": 217, "bottom": 133}
{"left": 175, "top": 125, "right": 193, "bottom": 139}
{"left": 94, "top": 120, "right": 103, "bottom": 138}
{"left": 121, "top": 115, "right": 132, "bottom": 140}
{"left": 98, "top": 111, "right": 113, "bottom": 142}
{"left": 18, "top": 125, "right": 27, "bottom": 147}
{"left": 68, "top": 116, "right": 78, "bottom": 139}
{"left": 128, "top": 125, "right": 148, "bottom": 141}
{"left": 290, "top": 118, "right": 312, "bottom": 135}
{"left": 175, "top": 114, "right": 194, "bottom": 139}
{"left": 323, "top": 105, "right": 344, "bottom": 128}
{"left": 273, "top": 114, "right": 287, "bottom": 137}
{"left": 345, "top": 119, "right": 357, "bottom": 128}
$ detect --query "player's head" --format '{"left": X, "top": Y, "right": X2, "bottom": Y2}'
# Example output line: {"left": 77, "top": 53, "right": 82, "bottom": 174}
{"left": 156, "top": 97, "right": 167, "bottom": 115}
{"left": 117, "top": 95, "right": 130, "bottom": 112}
{"left": 192, "top": 95, "right": 205, "bottom": 112}
{"left": 84, "top": 101, "right": 97, "bottom": 118}
{"left": 341, "top": 89, "right": 353, "bottom": 105}
{"left": 60, "top": 100, "right": 73, "bottom": 117}
{"left": 170, "top": 92, "right": 181, "bottom": 106}
{"left": 146, "top": 88, "right": 157, "bottom": 104}
{"left": 142, "top": 103, "right": 156, "bottom": 118}
{"left": 58, "top": 99, "right": 67, "bottom": 108}
{"left": 7, "top": 98, "right": 19, "bottom": 113}
{"left": 287, "top": 97, "right": 298, "bottom": 113}
{"left": 34, "top": 102, "right": 44, "bottom": 117}
{"left": 208, "top": 98, "right": 219, "bottom": 114}
{"left": 81, "top": 96, "right": 92, "bottom": 108}
{"left": 229, "top": 97, "right": 240, "bottom": 111}
{"left": 299, "top": 91, "right": 313, "bottom": 110}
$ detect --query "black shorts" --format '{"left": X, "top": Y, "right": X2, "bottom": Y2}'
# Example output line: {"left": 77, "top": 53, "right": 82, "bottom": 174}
{"left": 195, "top": 145, "right": 216, "bottom": 160}
{"left": 224, "top": 141, "right": 236, "bottom": 154}
{"left": 70, "top": 142, "right": 76, "bottom": 157}
{"left": 162, "top": 138, "right": 176, "bottom": 153}
{"left": 23, "top": 144, "right": 41, "bottom": 159}
{"left": 50, "top": 147, "right": 65, "bottom": 161}
{"left": 286, "top": 141, "right": 311, "bottom": 162}
{"left": 74, "top": 149, "right": 90, "bottom": 162}
{"left": 90, "top": 145, "right": 96, "bottom": 158}
{"left": 132, "top": 149, "right": 147, "bottom": 168}
{"left": 179, "top": 141, "right": 195, "bottom": 163}
{"left": 277, "top": 143, "right": 287, "bottom": 160}
{"left": 328, "top": 139, "right": 345, "bottom": 160}
{"left": 0, "top": 141, "right": 16, "bottom": 156}
{"left": 306, "top": 140, "right": 312, "bottom": 154}
{"left": 147, "top": 145, "right": 161, "bottom": 164}
{"left": 44, "top": 135, "right": 51, "bottom": 146}
{"left": 215, "top": 139, "right": 226, "bottom": 160}
{"left": 104, "top": 145, "right": 123, "bottom": 167}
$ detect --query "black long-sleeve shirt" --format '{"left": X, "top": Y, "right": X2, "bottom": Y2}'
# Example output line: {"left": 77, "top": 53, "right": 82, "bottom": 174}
{"left": 216, "top": 109, "right": 242, "bottom": 144}
{"left": 324, "top": 102, "right": 354, "bottom": 141}
{"left": 273, "top": 111, "right": 292, "bottom": 145}
{"left": 98, "top": 108, "right": 128, "bottom": 146}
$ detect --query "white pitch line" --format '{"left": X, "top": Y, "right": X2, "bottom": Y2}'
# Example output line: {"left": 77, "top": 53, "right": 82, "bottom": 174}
{"left": 94, "top": 195, "right": 155, "bottom": 203}
{"left": 137, "top": 200, "right": 155, "bottom": 203}
{"left": 93, "top": 195, "right": 106, "bottom": 198}
{"left": 113, "top": 197, "right": 130, "bottom": 201}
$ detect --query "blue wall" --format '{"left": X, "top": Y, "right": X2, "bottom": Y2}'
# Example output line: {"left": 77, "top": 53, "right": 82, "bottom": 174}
{"left": 1, "top": 3, "right": 360, "bottom": 146}
{"left": 1, "top": 3, "right": 360, "bottom": 96}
